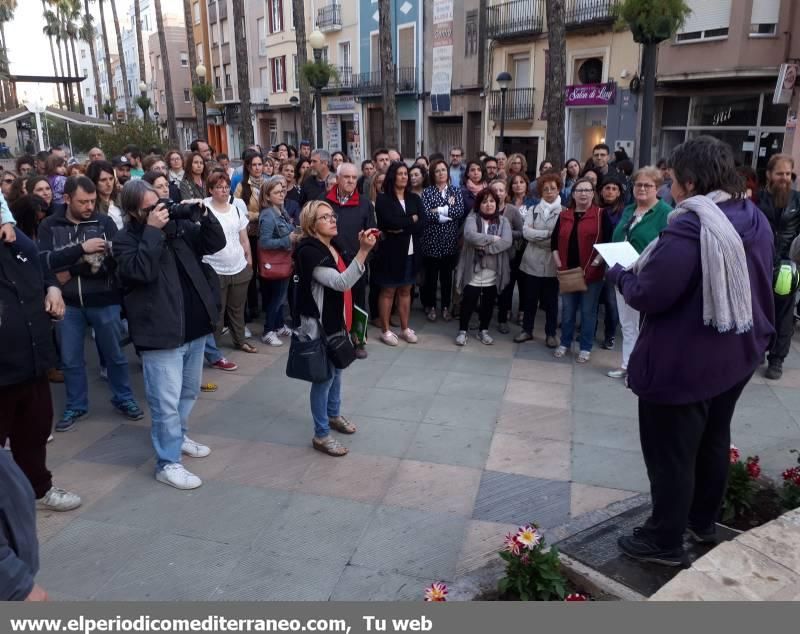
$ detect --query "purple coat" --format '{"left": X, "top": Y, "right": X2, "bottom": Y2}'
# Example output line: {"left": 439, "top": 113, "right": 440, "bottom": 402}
{"left": 610, "top": 198, "right": 775, "bottom": 405}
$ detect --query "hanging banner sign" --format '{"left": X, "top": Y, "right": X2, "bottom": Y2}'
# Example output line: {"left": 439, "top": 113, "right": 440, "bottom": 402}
{"left": 565, "top": 82, "right": 616, "bottom": 107}
{"left": 431, "top": 0, "right": 454, "bottom": 113}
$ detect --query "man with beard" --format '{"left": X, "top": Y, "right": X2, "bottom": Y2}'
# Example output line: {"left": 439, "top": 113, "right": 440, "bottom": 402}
{"left": 759, "top": 153, "right": 800, "bottom": 380}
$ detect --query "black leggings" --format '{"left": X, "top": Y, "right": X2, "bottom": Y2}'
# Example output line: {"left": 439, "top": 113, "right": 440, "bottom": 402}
{"left": 459, "top": 284, "right": 498, "bottom": 331}
{"left": 422, "top": 255, "right": 457, "bottom": 310}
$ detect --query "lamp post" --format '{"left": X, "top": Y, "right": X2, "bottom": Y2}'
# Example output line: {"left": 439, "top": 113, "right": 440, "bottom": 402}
{"left": 496, "top": 71, "right": 512, "bottom": 155}
{"left": 195, "top": 64, "right": 209, "bottom": 138}
{"left": 289, "top": 95, "right": 299, "bottom": 146}
{"left": 137, "top": 81, "right": 151, "bottom": 122}
{"left": 308, "top": 29, "right": 327, "bottom": 148}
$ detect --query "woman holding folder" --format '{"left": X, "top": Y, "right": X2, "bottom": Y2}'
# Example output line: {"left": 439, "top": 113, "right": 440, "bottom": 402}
{"left": 606, "top": 167, "right": 670, "bottom": 379}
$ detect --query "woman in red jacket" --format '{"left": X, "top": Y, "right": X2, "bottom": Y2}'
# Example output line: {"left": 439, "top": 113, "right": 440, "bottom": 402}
{"left": 550, "top": 177, "right": 611, "bottom": 363}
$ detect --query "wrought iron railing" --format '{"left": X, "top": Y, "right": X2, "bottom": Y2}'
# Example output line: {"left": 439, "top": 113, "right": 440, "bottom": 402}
{"left": 486, "top": 0, "right": 545, "bottom": 39}
{"left": 489, "top": 87, "right": 535, "bottom": 121}
{"left": 565, "top": 0, "right": 618, "bottom": 28}
{"left": 317, "top": 4, "right": 342, "bottom": 30}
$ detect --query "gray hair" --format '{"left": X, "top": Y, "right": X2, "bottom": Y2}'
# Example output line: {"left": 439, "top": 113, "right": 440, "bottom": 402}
{"left": 120, "top": 179, "right": 158, "bottom": 217}
{"left": 336, "top": 162, "right": 357, "bottom": 176}
{"left": 312, "top": 149, "right": 330, "bottom": 164}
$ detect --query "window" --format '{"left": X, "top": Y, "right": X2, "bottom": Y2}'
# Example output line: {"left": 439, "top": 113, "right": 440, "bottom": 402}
{"left": 193, "top": 1, "right": 200, "bottom": 25}
{"left": 320, "top": 46, "right": 329, "bottom": 64}
{"left": 338, "top": 41, "right": 351, "bottom": 71}
{"left": 268, "top": 0, "right": 284, "bottom": 33}
{"left": 400, "top": 120, "right": 416, "bottom": 160}
{"left": 157, "top": 55, "right": 162, "bottom": 71}
{"left": 676, "top": 0, "right": 731, "bottom": 42}
{"left": 465, "top": 10, "right": 478, "bottom": 57}
{"left": 260, "top": 66, "right": 270, "bottom": 94}
{"left": 223, "top": 63, "right": 232, "bottom": 87}
{"left": 271, "top": 56, "right": 286, "bottom": 93}
{"left": 750, "top": 0, "right": 779, "bottom": 36}
{"left": 184, "top": 89, "right": 191, "bottom": 102}
{"left": 211, "top": 23, "right": 219, "bottom": 47}
{"left": 257, "top": 17, "right": 267, "bottom": 56}
{"left": 85, "top": 87, "right": 91, "bottom": 96}
{"left": 160, "top": 92, "right": 165, "bottom": 104}
{"left": 196, "top": 43, "right": 203, "bottom": 65}
{"left": 81, "top": 49, "right": 86, "bottom": 59}
{"left": 221, "top": 19, "right": 229, "bottom": 43}
{"left": 214, "top": 66, "right": 221, "bottom": 88}
{"left": 292, "top": 54, "right": 299, "bottom": 90}
{"left": 180, "top": 52, "right": 189, "bottom": 67}
{"left": 87, "top": 106, "right": 93, "bottom": 116}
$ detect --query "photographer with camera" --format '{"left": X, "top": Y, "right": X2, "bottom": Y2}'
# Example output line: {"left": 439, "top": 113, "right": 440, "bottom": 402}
{"left": 37, "top": 175, "right": 143, "bottom": 432}
{"left": 112, "top": 180, "right": 226, "bottom": 490}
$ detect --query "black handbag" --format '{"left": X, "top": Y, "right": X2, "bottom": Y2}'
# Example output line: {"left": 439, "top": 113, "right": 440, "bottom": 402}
{"left": 325, "top": 330, "right": 356, "bottom": 370}
{"left": 286, "top": 332, "right": 332, "bottom": 383}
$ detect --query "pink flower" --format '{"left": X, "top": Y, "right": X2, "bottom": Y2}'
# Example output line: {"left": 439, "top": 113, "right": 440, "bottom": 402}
{"left": 424, "top": 582, "right": 448, "bottom": 602}
{"left": 565, "top": 593, "right": 589, "bottom": 601}
{"left": 515, "top": 525, "right": 542, "bottom": 550}
{"left": 746, "top": 456, "right": 761, "bottom": 480}
{"left": 783, "top": 467, "right": 800, "bottom": 486}
{"left": 503, "top": 533, "right": 521, "bottom": 556}
{"left": 729, "top": 445, "right": 741, "bottom": 464}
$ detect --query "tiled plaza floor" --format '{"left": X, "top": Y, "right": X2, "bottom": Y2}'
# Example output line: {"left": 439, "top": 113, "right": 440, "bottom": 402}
{"left": 34, "top": 312, "right": 800, "bottom": 600}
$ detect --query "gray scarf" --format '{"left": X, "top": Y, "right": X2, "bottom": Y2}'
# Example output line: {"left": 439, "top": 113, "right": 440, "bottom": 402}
{"left": 634, "top": 190, "right": 753, "bottom": 334}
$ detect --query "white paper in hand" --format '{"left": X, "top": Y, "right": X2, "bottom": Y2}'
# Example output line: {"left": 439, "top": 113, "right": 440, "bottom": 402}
{"left": 594, "top": 241, "right": 640, "bottom": 269}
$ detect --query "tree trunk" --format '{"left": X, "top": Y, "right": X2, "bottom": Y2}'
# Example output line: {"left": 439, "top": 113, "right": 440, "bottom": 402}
{"left": 42, "top": 0, "right": 64, "bottom": 108}
{"left": 133, "top": 0, "right": 146, "bottom": 89}
{"left": 57, "top": 33, "right": 72, "bottom": 110}
{"left": 638, "top": 41, "right": 657, "bottom": 167}
{"left": 84, "top": 0, "right": 104, "bottom": 117}
{"left": 231, "top": 0, "right": 253, "bottom": 148}
{"left": 70, "top": 34, "right": 85, "bottom": 113}
{"left": 110, "top": 0, "right": 132, "bottom": 117}
{"left": 291, "top": 0, "right": 313, "bottom": 143}
{"left": 97, "top": 0, "right": 114, "bottom": 109}
{"left": 378, "top": 0, "right": 397, "bottom": 150}
{"left": 0, "top": 22, "right": 8, "bottom": 110}
{"left": 182, "top": 0, "right": 204, "bottom": 138}
{"left": 153, "top": 0, "right": 178, "bottom": 145}
{"left": 545, "top": 0, "right": 566, "bottom": 167}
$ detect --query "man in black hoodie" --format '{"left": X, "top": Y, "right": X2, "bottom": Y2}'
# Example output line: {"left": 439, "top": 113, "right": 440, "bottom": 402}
{"left": 37, "top": 176, "right": 144, "bottom": 432}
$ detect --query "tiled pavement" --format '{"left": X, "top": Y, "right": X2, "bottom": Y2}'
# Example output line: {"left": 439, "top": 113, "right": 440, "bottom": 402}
{"left": 35, "top": 314, "right": 800, "bottom": 600}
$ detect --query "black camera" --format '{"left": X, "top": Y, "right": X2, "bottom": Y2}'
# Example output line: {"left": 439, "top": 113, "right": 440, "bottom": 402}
{"left": 159, "top": 198, "right": 204, "bottom": 222}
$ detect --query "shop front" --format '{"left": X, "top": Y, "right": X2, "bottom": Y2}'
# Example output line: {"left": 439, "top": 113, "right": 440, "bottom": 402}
{"left": 323, "top": 96, "right": 362, "bottom": 163}
{"left": 565, "top": 82, "right": 616, "bottom": 163}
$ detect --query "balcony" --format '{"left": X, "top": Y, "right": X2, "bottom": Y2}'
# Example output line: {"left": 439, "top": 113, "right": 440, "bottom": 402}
{"left": 353, "top": 66, "right": 417, "bottom": 97}
{"left": 489, "top": 87, "right": 535, "bottom": 121}
{"left": 396, "top": 66, "right": 417, "bottom": 93}
{"left": 224, "top": 86, "right": 233, "bottom": 101}
{"left": 322, "top": 66, "right": 353, "bottom": 92}
{"left": 316, "top": 4, "right": 342, "bottom": 32}
{"left": 486, "top": 0, "right": 545, "bottom": 40}
{"left": 565, "top": 0, "right": 619, "bottom": 30}
{"left": 214, "top": 87, "right": 223, "bottom": 102}
{"left": 217, "top": 0, "right": 227, "bottom": 20}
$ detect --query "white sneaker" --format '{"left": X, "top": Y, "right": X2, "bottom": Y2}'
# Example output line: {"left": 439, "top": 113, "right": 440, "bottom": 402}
{"left": 181, "top": 436, "right": 211, "bottom": 458}
{"left": 607, "top": 368, "right": 627, "bottom": 379}
{"left": 577, "top": 350, "right": 591, "bottom": 364}
{"left": 261, "top": 331, "right": 283, "bottom": 346}
{"left": 477, "top": 329, "right": 494, "bottom": 345}
{"left": 400, "top": 328, "right": 418, "bottom": 343}
{"left": 277, "top": 325, "right": 293, "bottom": 337}
{"left": 155, "top": 463, "right": 202, "bottom": 490}
{"left": 553, "top": 345, "right": 568, "bottom": 358}
{"left": 99, "top": 366, "right": 108, "bottom": 381}
{"left": 455, "top": 330, "right": 468, "bottom": 346}
{"left": 37, "top": 487, "right": 82, "bottom": 512}
{"left": 244, "top": 326, "right": 253, "bottom": 339}
{"left": 47, "top": 434, "right": 54, "bottom": 444}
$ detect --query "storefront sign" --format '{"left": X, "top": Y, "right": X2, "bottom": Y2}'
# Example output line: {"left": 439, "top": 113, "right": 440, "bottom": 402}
{"left": 350, "top": 112, "right": 361, "bottom": 162}
{"left": 327, "top": 115, "right": 341, "bottom": 152}
{"left": 774, "top": 63, "right": 798, "bottom": 105}
{"left": 327, "top": 96, "right": 355, "bottom": 112}
{"left": 431, "top": 0, "right": 453, "bottom": 113}
{"left": 565, "top": 82, "right": 616, "bottom": 107}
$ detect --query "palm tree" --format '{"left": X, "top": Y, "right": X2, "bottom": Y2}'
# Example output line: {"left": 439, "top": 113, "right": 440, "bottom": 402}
{"left": 0, "top": 0, "right": 18, "bottom": 109}
{"left": 133, "top": 0, "right": 146, "bottom": 104}
{"left": 44, "top": 8, "right": 71, "bottom": 109}
{"left": 96, "top": 0, "right": 114, "bottom": 110}
{"left": 81, "top": 0, "right": 103, "bottom": 117}
{"left": 41, "top": 1, "right": 64, "bottom": 107}
{"left": 231, "top": 0, "right": 253, "bottom": 147}
{"left": 153, "top": 0, "right": 177, "bottom": 145}
{"left": 291, "top": 0, "right": 313, "bottom": 143}
{"left": 545, "top": 0, "right": 566, "bottom": 166}
{"left": 64, "top": 0, "right": 85, "bottom": 113}
{"left": 109, "top": 0, "right": 131, "bottom": 116}
{"left": 377, "top": 0, "right": 397, "bottom": 149}
{"left": 182, "top": 0, "right": 203, "bottom": 136}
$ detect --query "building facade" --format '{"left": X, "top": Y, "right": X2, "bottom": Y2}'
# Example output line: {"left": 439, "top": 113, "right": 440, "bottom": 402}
{"left": 655, "top": 0, "right": 800, "bottom": 180}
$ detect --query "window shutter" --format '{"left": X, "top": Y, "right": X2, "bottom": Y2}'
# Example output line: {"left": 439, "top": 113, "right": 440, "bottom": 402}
{"left": 278, "top": 0, "right": 284, "bottom": 31}
{"left": 271, "top": 59, "right": 277, "bottom": 93}
{"left": 751, "top": 0, "right": 780, "bottom": 24}
{"left": 281, "top": 57, "right": 287, "bottom": 92}
{"left": 268, "top": 0, "right": 274, "bottom": 34}
{"left": 678, "top": 0, "right": 732, "bottom": 33}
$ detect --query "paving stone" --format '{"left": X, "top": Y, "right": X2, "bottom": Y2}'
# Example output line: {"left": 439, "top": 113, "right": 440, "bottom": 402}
{"left": 46, "top": 421, "right": 127, "bottom": 469}
{"left": 503, "top": 379, "right": 572, "bottom": 409}
{"left": 176, "top": 434, "right": 251, "bottom": 481}
{"left": 252, "top": 493, "right": 375, "bottom": 565}
{"left": 74, "top": 425, "right": 154, "bottom": 467}
{"left": 732, "top": 405, "right": 800, "bottom": 439}
{"left": 329, "top": 565, "right": 434, "bottom": 601}
{"left": 471, "top": 470, "right": 570, "bottom": 529}
{"left": 393, "top": 348, "right": 461, "bottom": 370}
{"left": 737, "top": 517, "right": 800, "bottom": 575}
{"left": 450, "top": 354, "right": 513, "bottom": 378}
{"left": 495, "top": 403, "right": 572, "bottom": 441}
{"left": 422, "top": 394, "right": 500, "bottom": 431}
{"left": 405, "top": 424, "right": 493, "bottom": 469}
{"left": 214, "top": 441, "right": 312, "bottom": 491}
{"left": 348, "top": 387, "right": 434, "bottom": 422}
{"left": 510, "top": 358, "right": 573, "bottom": 384}
{"left": 197, "top": 372, "right": 257, "bottom": 402}
{"left": 573, "top": 410, "right": 641, "bottom": 452}
{"left": 82, "top": 478, "right": 289, "bottom": 545}
{"left": 342, "top": 417, "right": 420, "bottom": 458}
{"left": 649, "top": 569, "right": 749, "bottom": 601}
{"left": 455, "top": 519, "right": 517, "bottom": 577}
{"left": 94, "top": 534, "right": 248, "bottom": 600}
{"left": 743, "top": 383, "right": 792, "bottom": 410}
{"left": 486, "top": 433, "right": 571, "bottom": 481}
{"left": 383, "top": 460, "right": 482, "bottom": 516}
{"left": 571, "top": 442, "right": 649, "bottom": 493}
{"left": 351, "top": 506, "right": 467, "bottom": 580}
{"left": 438, "top": 371, "right": 508, "bottom": 400}
{"left": 572, "top": 380, "right": 638, "bottom": 419}
{"left": 341, "top": 360, "right": 393, "bottom": 389}
{"left": 569, "top": 483, "right": 638, "bottom": 518}
{"left": 298, "top": 453, "right": 400, "bottom": 503}
{"left": 376, "top": 364, "right": 446, "bottom": 394}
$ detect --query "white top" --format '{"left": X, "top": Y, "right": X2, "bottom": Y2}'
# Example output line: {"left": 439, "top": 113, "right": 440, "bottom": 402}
{"left": 202, "top": 198, "right": 250, "bottom": 275}
{"left": 108, "top": 202, "right": 124, "bottom": 230}
{"left": 400, "top": 199, "right": 414, "bottom": 256}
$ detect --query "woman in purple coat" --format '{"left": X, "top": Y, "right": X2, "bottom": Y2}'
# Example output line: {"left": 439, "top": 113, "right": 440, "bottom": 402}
{"left": 607, "top": 136, "right": 775, "bottom": 566}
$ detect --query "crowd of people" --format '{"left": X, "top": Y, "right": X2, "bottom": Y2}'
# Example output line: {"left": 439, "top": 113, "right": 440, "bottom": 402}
{"left": 2, "top": 129, "right": 800, "bottom": 599}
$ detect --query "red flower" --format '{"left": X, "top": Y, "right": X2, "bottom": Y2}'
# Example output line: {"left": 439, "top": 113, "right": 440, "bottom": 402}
{"left": 565, "top": 593, "right": 589, "bottom": 601}
{"left": 746, "top": 456, "right": 761, "bottom": 479}
{"left": 729, "top": 445, "right": 741, "bottom": 464}
{"left": 783, "top": 467, "right": 800, "bottom": 486}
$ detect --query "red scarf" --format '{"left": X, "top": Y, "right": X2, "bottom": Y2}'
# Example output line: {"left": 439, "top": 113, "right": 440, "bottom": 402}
{"left": 335, "top": 250, "right": 353, "bottom": 331}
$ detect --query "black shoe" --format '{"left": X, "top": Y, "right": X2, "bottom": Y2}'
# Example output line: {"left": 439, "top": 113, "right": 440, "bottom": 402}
{"left": 617, "top": 529, "right": 686, "bottom": 567}
{"left": 686, "top": 525, "right": 717, "bottom": 545}
{"left": 765, "top": 363, "right": 783, "bottom": 380}
{"left": 354, "top": 345, "right": 368, "bottom": 360}
{"left": 497, "top": 322, "right": 510, "bottom": 334}
{"left": 601, "top": 337, "right": 615, "bottom": 350}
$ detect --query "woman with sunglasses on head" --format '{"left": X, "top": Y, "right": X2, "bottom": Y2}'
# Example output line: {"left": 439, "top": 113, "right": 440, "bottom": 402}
{"left": 293, "top": 200, "right": 378, "bottom": 456}
{"left": 551, "top": 177, "right": 612, "bottom": 363}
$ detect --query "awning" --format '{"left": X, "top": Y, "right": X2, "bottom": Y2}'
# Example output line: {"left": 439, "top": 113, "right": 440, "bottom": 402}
{"left": 0, "top": 105, "right": 112, "bottom": 128}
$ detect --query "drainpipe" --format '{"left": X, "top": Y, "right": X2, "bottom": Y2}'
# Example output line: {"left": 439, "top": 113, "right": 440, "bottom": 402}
{"left": 417, "top": 2, "right": 424, "bottom": 156}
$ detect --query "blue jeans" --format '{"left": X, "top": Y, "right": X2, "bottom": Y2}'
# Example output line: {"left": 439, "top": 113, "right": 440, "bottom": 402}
{"left": 261, "top": 277, "right": 290, "bottom": 332}
{"left": 309, "top": 363, "right": 342, "bottom": 438}
{"left": 204, "top": 333, "right": 224, "bottom": 364}
{"left": 140, "top": 336, "right": 205, "bottom": 470}
{"left": 560, "top": 281, "right": 603, "bottom": 352}
{"left": 60, "top": 304, "right": 135, "bottom": 411}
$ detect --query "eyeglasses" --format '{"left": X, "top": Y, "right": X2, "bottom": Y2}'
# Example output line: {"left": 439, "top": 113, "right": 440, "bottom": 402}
{"left": 2, "top": 179, "right": 13, "bottom": 184}
{"left": 573, "top": 189, "right": 594, "bottom": 194}
{"left": 316, "top": 213, "right": 338, "bottom": 224}
{"left": 634, "top": 183, "right": 656, "bottom": 189}
{"left": 141, "top": 203, "right": 160, "bottom": 214}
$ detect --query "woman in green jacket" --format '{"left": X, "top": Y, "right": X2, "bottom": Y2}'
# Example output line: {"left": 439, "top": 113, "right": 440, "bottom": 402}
{"left": 607, "top": 166, "right": 671, "bottom": 379}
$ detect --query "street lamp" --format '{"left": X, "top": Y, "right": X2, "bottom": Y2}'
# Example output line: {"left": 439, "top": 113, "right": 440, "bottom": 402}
{"left": 289, "top": 95, "right": 299, "bottom": 146}
{"left": 308, "top": 29, "right": 327, "bottom": 148}
{"left": 137, "top": 80, "right": 151, "bottom": 122}
{"left": 496, "top": 71, "right": 512, "bottom": 155}
{"left": 195, "top": 64, "right": 209, "bottom": 138}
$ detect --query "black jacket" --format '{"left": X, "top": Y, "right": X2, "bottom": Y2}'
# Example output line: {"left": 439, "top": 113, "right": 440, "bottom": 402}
{"left": 294, "top": 237, "right": 345, "bottom": 336}
{"left": 758, "top": 188, "right": 800, "bottom": 266}
{"left": 112, "top": 213, "right": 226, "bottom": 350}
{"left": 319, "top": 186, "right": 376, "bottom": 263}
{"left": 0, "top": 451, "right": 38, "bottom": 600}
{"left": 37, "top": 208, "right": 119, "bottom": 308}
{"left": 0, "top": 231, "right": 58, "bottom": 387}
{"left": 373, "top": 191, "right": 425, "bottom": 281}
{"left": 300, "top": 176, "right": 327, "bottom": 207}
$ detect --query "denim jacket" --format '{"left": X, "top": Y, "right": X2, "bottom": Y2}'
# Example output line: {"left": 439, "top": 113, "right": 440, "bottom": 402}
{"left": 258, "top": 205, "right": 294, "bottom": 251}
